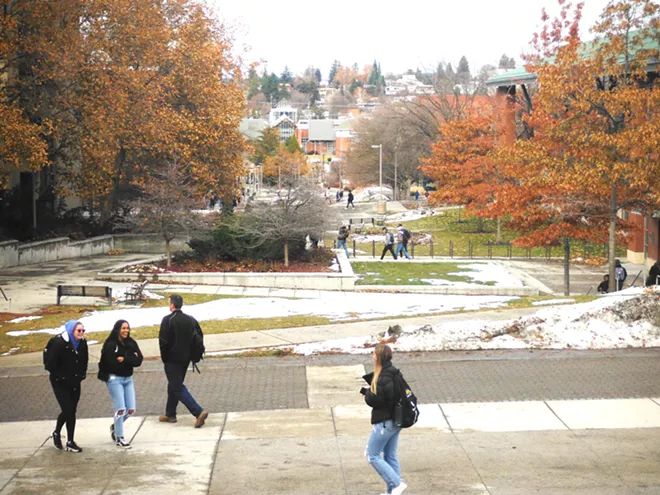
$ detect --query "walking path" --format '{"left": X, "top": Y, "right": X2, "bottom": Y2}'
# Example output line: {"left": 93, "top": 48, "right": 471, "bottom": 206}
{"left": 2, "top": 394, "right": 659, "bottom": 494}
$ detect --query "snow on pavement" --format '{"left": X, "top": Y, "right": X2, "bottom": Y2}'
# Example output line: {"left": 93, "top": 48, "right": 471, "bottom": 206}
{"left": 6, "top": 292, "right": 517, "bottom": 337}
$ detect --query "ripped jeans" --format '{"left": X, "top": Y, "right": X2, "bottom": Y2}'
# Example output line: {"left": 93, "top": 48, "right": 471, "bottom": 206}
{"left": 366, "top": 420, "right": 402, "bottom": 493}
{"left": 106, "top": 375, "right": 136, "bottom": 439}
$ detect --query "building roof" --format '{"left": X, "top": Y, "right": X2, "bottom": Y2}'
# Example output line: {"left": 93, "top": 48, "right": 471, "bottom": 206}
{"left": 308, "top": 119, "right": 335, "bottom": 141}
{"left": 487, "top": 31, "right": 659, "bottom": 88}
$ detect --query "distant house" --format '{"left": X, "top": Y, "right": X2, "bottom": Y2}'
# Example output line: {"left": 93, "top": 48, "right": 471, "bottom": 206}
{"left": 271, "top": 115, "right": 296, "bottom": 143}
{"left": 268, "top": 100, "right": 298, "bottom": 126}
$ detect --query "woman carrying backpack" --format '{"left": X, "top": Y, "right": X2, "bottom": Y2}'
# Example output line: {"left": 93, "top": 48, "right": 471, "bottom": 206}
{"left": 46, "top": 320, "right": 88, "bottom": 453}
{"left": 98, "top": 319, "right": 143, "bottom": 449}
{"left": 360, "top": 343, "right": 407, "bottom": 495}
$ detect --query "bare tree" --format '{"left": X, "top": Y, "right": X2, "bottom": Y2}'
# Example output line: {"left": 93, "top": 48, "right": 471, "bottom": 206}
{"left": 235, "top": 178, "right": 336, "bottom": 266}
{"left": 117, "top": 160, "right": 214, "bottom": 266}
{"left": 345, "top": 105, "right": 430, "bottom": 199}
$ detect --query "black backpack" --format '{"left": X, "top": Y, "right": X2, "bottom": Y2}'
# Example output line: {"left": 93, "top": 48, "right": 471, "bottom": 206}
{"left": 43, "top": 334, "right": 62, "bottom": 371}
{"left": 393, "top": 370, "right": 419, "bottom": 428}
{"left": 402, "top": 229, "right": 412, "bottom": 242}
{"left": 189, "top": 321, "right": 205, "bottom": 372}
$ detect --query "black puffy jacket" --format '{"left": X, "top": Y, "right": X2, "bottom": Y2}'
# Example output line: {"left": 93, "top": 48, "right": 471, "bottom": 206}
{"left": 99, "top": 336, "right": 143, "bottom": 377}
{"left": 364, "top": 360, "right": 398, "bottom": 425}
{"left": 47, "top": 333, "right": 88, "bottom": 384}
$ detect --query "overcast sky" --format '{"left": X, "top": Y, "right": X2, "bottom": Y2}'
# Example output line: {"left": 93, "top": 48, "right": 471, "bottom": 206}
{"left": 209, "top": 0, "right": 612, "bottom": 78}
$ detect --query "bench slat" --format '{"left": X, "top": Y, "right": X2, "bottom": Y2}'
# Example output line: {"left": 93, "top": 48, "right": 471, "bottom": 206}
{"left": 57, "top": 285, "right": 112, "bottom": 305}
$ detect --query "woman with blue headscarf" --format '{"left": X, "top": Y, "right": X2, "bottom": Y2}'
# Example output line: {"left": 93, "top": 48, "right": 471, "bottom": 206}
{"left": 46, "top": 320, "right": 88, "bottom": 453}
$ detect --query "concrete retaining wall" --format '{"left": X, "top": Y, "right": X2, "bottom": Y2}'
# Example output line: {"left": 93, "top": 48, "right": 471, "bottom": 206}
{"left": 0, "top": 241, "right": 19, "bottom": 269}
{"left": 0, "top": 234, "right": 188, "bottom": 268}
{"left": 97, "top": 271, "right": 355, "bottom": 291}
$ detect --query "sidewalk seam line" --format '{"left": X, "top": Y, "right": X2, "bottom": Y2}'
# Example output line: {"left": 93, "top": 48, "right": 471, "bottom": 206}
{"left": 0, "top": 435, "right": 50, "bottom": 492}
{"left": 441, "top": 402, "right": 493, "bottom": 495}
{"left": 206, "top": 412, "right": 228, "bottom": 495}
{"left": 544, "top": 400, "right": 636, "bottom": 495}
{"left": 330, "top": 406, "right": 349, "bottom": 495}
{"left": 100, "top": 416, "right": 145, "bottom": 494}
{"left": 543, "top": 400, "right": 571, "bottom": 431}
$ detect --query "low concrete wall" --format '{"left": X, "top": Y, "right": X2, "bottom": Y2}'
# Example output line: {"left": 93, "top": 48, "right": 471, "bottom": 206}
{"left": 98, "top": 270, "right": 356, "bottom": 291}
{"left": 16, "top": 236, "right": 113, "bottom": 266}
{"left": 355, "top": 284, "right": 540, "bottom": 296}
{"left": 0, "top": 241, "right": 19, "bottom": 269}
{"left": 0, "top": 234, "right": 190, "bottom": 268}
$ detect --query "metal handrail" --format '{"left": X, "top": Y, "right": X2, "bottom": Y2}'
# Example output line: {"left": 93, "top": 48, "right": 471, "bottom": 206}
{"left": 0, "top": 287, "right": 7, "bottom": 301}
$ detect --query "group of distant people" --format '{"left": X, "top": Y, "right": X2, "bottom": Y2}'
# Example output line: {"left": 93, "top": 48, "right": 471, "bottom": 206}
{"left": 336, "top": 224, "right": 412, "bottom": 260}
{"left": 597, "top": 259, "right": 660, "bottom": 293}
{"left": 45, "top": 295, "right": 208, "bottom": 452}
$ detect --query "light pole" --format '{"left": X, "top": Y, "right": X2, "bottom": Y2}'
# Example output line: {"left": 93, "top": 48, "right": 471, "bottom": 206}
{"left": 371, "top": 144, "right": 383, "bottom": 199}
{"left": 371, "top": 144, "right": 385, "bottom": 214}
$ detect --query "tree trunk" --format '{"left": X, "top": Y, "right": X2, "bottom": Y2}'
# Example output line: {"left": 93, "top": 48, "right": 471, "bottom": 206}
{"left": 608, "top": 183, "right": 617, "bottom": 292}
{"left": 99, "top": 147, "right": 126, "bottom": 226}
{"left": 476, "top": 216, "right": 484, "bottom": 233}
{"left": 284, "top": 242, "right": 289, "bottom": 267}
{"left": 166, "top": 239, "right": 172, "bottom": 267}
{"left": 496, "top": 218, "right": 502, "bottom": 243}
{"left": 563, "top": 237, "right": 570, "bottom": 296}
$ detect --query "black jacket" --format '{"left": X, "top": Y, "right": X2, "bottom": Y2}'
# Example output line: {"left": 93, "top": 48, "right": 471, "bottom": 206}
{"left": 364, "top": 360, "right": 398, "bottom": 425}
{"left": 47, "top": 333, "right": 88, "bottom": 384}
{"left": 159, "top": 309, "right": 199, "bottom": 366}
{"left": 99, "top": 336, "right": 143, "bottom": 377}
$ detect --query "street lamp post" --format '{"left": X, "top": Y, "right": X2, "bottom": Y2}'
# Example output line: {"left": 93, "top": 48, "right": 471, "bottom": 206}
{"left": 371, "top": 144, "right": 385, "bottom": 214}
{"left": 371, "top": 144, "right": 383, "bottom": 199}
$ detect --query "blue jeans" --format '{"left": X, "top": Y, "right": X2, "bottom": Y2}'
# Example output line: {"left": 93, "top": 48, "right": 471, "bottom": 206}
{"left": 106, "top": 375, "right": 136, "bottom": 439}
{"left": 366, "top": 420, "right": 402, "bottom": 493}
{"left": 164, "top": 362, "right": 203, "bottom": 418}
{"left": 396, "top": 243, "right": 410, "bottom": 259}
{"left": 337, "top": 239, "right": 349, "bottom": 258}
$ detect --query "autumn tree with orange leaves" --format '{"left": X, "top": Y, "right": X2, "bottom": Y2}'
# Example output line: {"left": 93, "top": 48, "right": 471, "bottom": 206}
{"left": 262, "top": 146, "right": 310, "bottom": 188}
{"left": 0, "top": 0, "right": 247, "bottom": 232}
{"left": 421, "top": 101, "right": 515, "bottom": 241}
{"left": 497, "top": 0, "right": 660, "bottom": 292}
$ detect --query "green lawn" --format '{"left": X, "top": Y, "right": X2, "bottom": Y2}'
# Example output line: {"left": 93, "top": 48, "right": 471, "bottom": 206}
{"left": 350, "top": 208, "right": 625, "bottom": 260}
{"left": 351, "top": 261, "right": 493, "bottom": 286}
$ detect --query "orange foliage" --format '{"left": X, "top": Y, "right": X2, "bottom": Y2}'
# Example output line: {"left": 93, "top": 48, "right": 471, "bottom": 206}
{"left": 262, "top": 146, "right": 310, "bottom": 181}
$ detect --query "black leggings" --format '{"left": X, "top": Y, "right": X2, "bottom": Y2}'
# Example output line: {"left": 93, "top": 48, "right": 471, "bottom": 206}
{"left": 50, "top": 378, "right": 81, "bottom": 441}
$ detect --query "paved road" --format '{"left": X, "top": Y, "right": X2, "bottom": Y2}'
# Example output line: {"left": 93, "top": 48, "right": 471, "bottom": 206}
{"left": 3, "top": 349, "right": 659, "bottom": 423}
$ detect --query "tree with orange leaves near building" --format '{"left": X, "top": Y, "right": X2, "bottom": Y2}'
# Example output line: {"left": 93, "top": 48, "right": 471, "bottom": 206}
{"left": 498, "top": 0, "right": 660, "bottom": 292}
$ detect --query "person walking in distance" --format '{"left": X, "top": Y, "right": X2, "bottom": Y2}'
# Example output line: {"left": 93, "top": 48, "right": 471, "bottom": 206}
{"left": 346, "top": 190, "right": 356, "bottom": 209}
{"left": 614, "top": 259, "right": 627, "bottom": 291}
{"left": 46, "top": 320, "right": 88, "bottom": 453}
{"left": 646, "top": 260, "right": 660, "bottom": 287}
{"left": 98, "top": 319, "right": 143, "bottom": 449}
{"left": 159, "top": 294, "right": 209, "bottom": 428}
{"left": 337, "top": 225, "right": 350, "bottom": 258}
{"left": 395, "top": 226, "right": 411, "bottom": 260}
{"left": 380, "top": 227, "right": 397, "bottom": 260}
{"left": 360, "top": 344, "right": 407, "bottom": 495}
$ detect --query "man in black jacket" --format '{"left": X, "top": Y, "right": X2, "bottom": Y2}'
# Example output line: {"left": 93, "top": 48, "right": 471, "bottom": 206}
{"left": 158, "top": 294, "right": 208, "bottom": 428}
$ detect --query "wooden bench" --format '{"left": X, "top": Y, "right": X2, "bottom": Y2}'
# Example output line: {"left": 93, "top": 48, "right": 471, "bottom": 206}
{"left": 124, "top": 280, "right": 148, "bottom": 301}
{"left": 57, "top": 285, "right": 112, "bottom": 305}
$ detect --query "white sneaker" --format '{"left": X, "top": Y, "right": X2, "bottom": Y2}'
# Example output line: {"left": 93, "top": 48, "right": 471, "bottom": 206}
{"left": 392, "top": 482, "right": 408, "bottom": 495}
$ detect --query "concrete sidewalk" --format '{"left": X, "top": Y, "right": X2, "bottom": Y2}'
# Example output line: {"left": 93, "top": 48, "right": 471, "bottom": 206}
{"left": 2, "top": 397, "right": 660, "bottom": 494}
